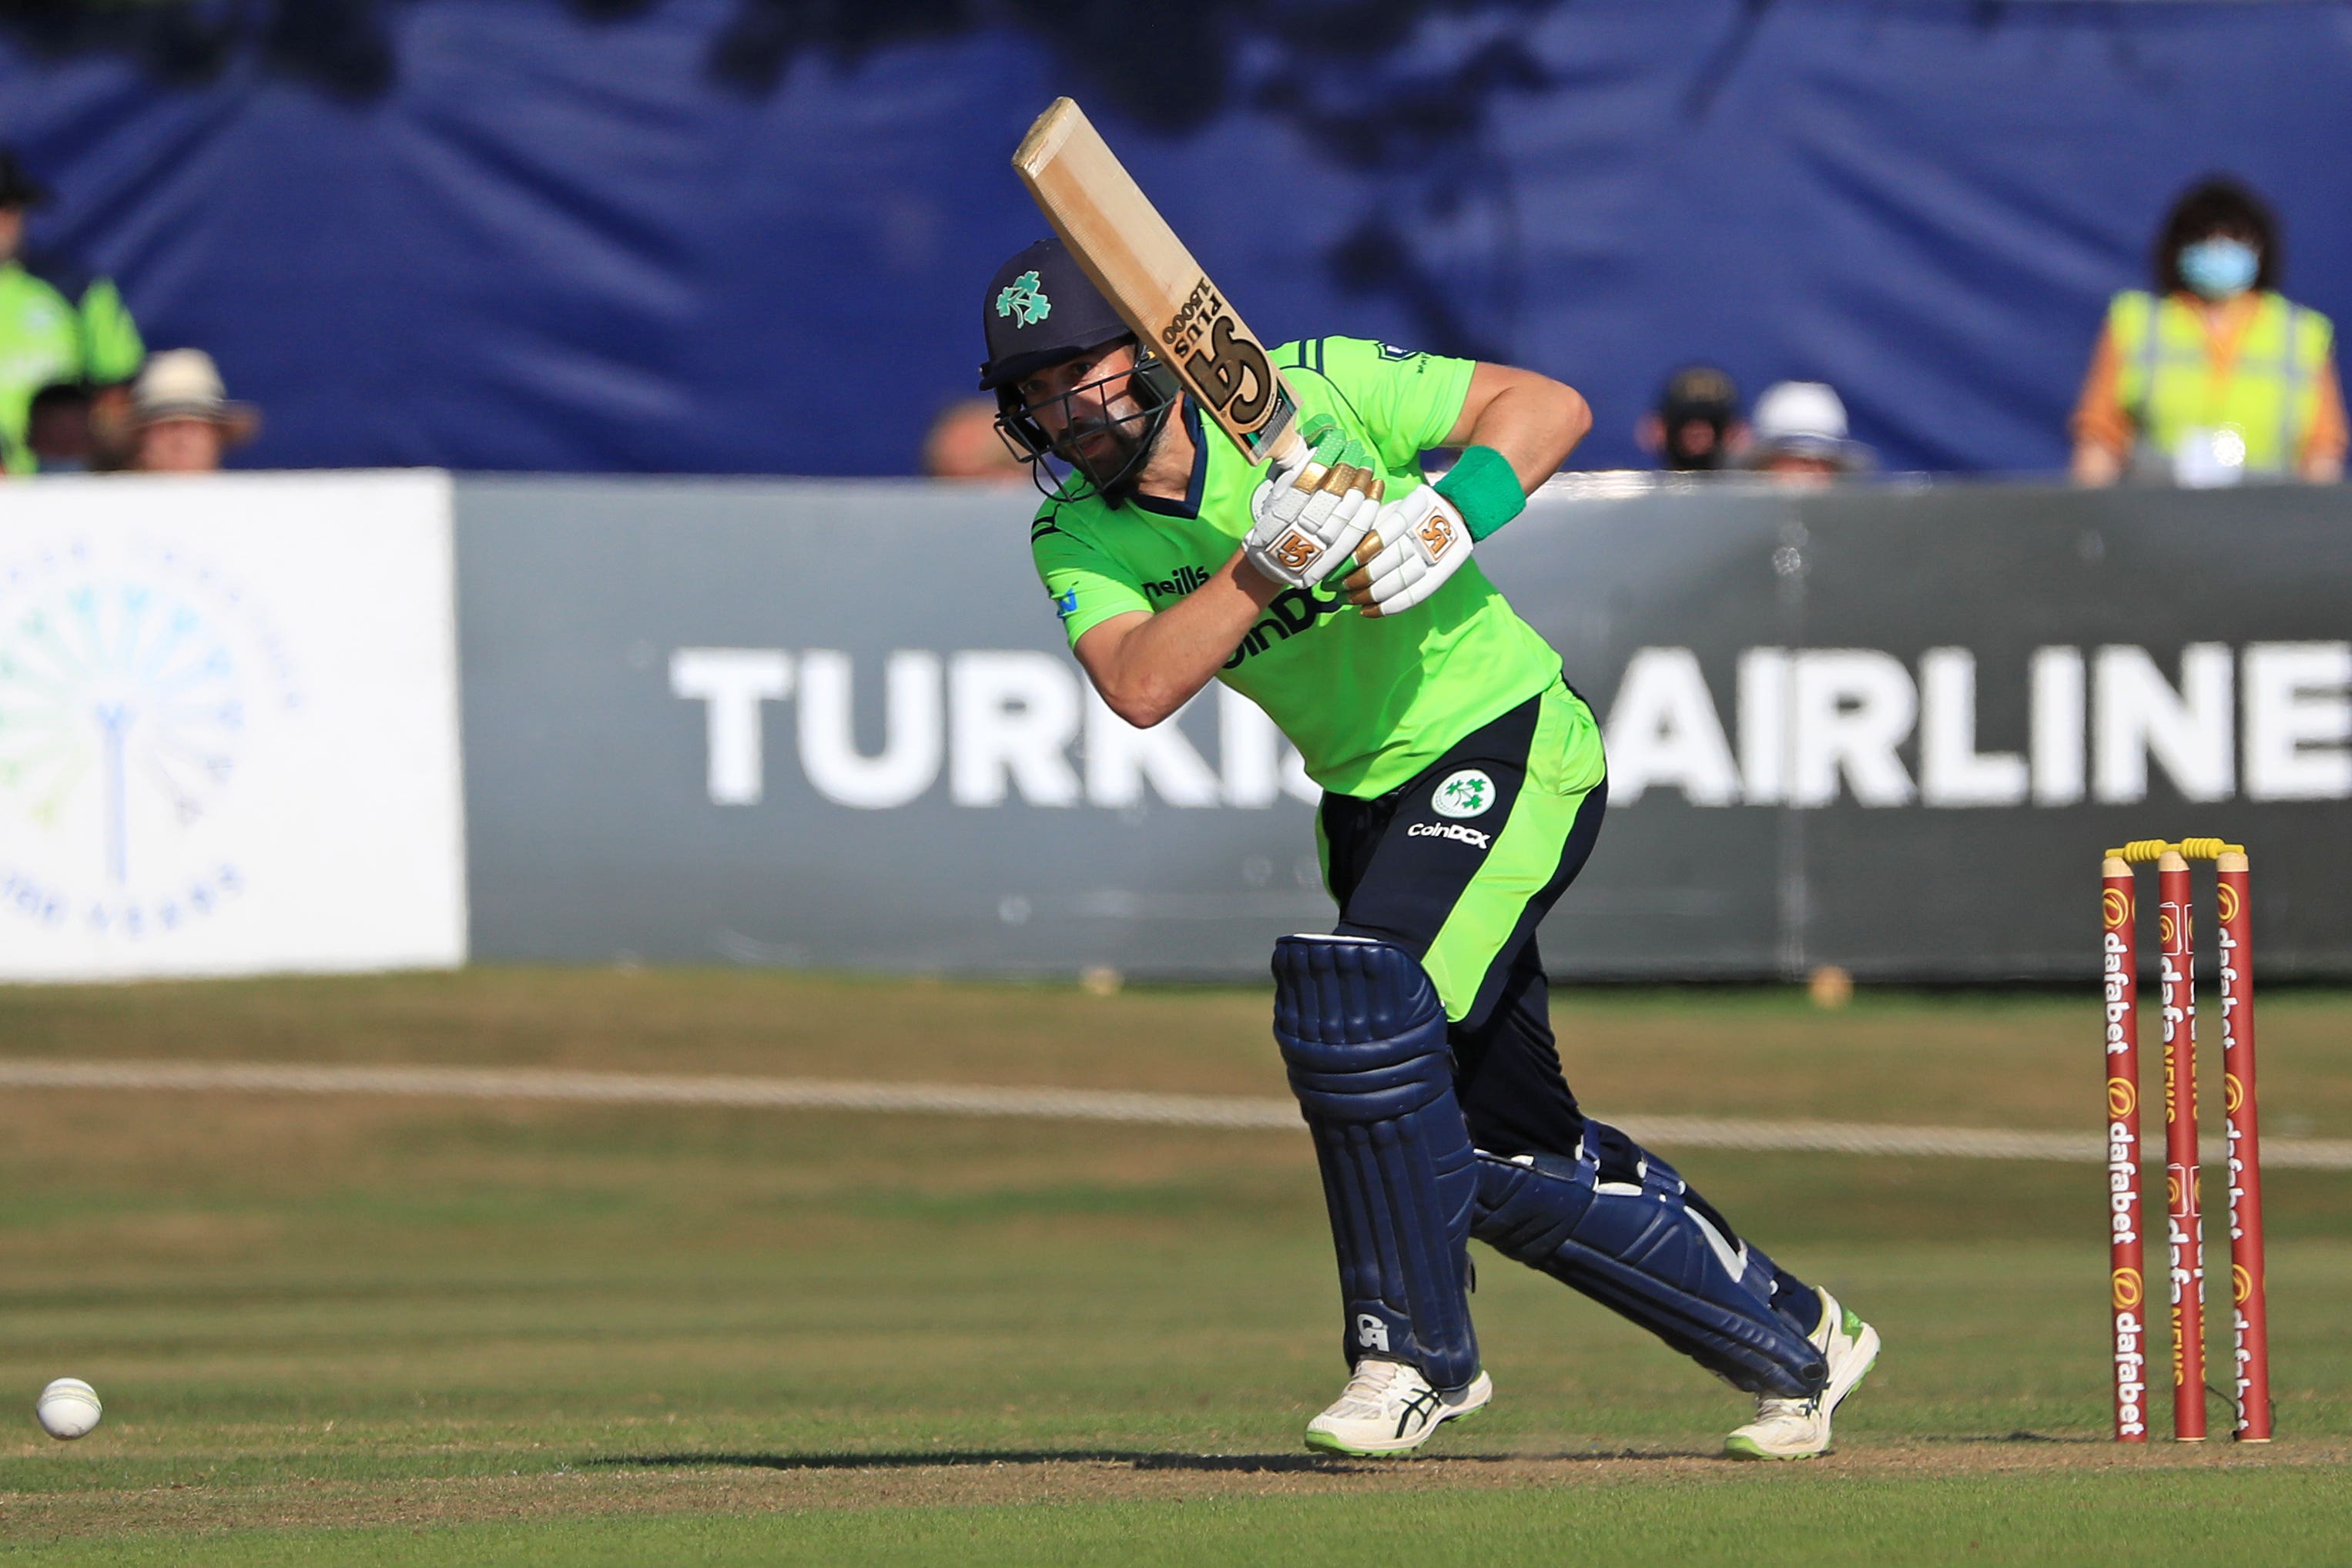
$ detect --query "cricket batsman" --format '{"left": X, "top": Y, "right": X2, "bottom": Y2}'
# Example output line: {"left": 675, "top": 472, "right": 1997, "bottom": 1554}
{"left": 978, "top": 238, "right": 1880, "bottom": 1459}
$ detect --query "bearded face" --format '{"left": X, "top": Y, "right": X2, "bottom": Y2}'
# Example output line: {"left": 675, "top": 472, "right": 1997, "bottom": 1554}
{"left": 1047, "top": 374, "right": 1156, "bottom": 485}
{"left": 1001, "top": 343, "right": 1174, "bottom": 497}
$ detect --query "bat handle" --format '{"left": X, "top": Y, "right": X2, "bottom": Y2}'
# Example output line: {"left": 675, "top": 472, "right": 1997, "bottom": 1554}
{"left": 1258, "top": 417, "right": 1306, "bottom": 471}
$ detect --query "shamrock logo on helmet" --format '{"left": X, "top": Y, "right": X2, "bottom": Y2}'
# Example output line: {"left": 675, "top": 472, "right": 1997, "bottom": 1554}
{"left": 995, "top": 270, "right": 1052, "bottom": 327}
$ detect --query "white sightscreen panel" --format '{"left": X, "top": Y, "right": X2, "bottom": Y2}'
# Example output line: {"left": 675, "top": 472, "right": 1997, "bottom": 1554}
{"left": 0, "top": 472, "right": 467, "bottom": 980}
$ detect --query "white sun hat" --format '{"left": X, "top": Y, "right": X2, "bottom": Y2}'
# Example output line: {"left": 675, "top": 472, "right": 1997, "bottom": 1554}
{"left": 1746, "top": 380, "right": 1871, "bottom": 471}
{"left": 131, "top": 349, "right": 262, "bottom": 444}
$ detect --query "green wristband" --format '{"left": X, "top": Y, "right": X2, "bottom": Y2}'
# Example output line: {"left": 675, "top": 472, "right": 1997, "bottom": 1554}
{"left": 1434, "top": 445, "right": 1526, "bottom": 541}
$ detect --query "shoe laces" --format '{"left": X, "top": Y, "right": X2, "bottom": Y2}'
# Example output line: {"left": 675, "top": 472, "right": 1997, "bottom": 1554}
{"left": 1329, "top": 1358, "right": 1420, "bottom": 1418}
{"left": 1752, "top": 1392, "right": 1821, "bottom": 1423}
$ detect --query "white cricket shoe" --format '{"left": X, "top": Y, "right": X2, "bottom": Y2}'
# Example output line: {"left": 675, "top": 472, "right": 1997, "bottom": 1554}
{"left": 1304, "top": 1358, "right": 1493, "bottom": 1456}
{"left": 1724, "top": 1288, "right": 1880, "bottom": 1460}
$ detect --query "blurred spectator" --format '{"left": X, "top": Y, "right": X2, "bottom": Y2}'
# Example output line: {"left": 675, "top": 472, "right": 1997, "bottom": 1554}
{"left": 2072, "top": 178, "right": 2344, "bottom": 487}
{"left": 0, "top": 146, "right": 145, "bottom": 474}
{"left": 129, "top": 350, "right": 260, "bottom": 473}
{"left": 923, "top": 397, "right": 1027, "bottom": 482}
{"left": 26, "top": 381, "right": 93, "bottom": 472}
{"left": 1744, "top": 381, "right": 1873, "bottom": 487}
{"left": 1638, "top": 364, "right": 1747, "bottom": 471}
{"left": 85, "top": 384, "right": 140, "bottom": 471}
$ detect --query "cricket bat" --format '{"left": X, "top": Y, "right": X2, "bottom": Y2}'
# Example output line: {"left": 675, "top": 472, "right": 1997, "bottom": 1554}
{"left": 1014, "top": 97, "right": 1304, "bottom": 469}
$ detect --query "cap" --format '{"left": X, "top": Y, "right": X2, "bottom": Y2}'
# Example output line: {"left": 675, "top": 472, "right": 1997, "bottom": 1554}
{"left": 978, "top": 236, "right": 1136, "bottom": 390}
{"left": 1656, "top": 364, "right": 1739, "bottom": 424}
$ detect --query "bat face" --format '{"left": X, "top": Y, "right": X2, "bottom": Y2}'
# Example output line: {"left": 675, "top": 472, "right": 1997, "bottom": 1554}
{"left": 1015, "top": 98, "right": 1302, "bottom": 468}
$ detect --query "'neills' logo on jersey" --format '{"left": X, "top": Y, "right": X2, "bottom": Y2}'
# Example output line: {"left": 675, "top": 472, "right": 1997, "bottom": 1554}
{"left": 1141, "top": 565, "right": 1213, "bottom": 601}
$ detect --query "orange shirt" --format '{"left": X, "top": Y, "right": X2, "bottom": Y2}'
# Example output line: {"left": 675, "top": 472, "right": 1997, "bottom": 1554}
{"left": 2070, "top": 290, "right": 2347, "bottom": 465}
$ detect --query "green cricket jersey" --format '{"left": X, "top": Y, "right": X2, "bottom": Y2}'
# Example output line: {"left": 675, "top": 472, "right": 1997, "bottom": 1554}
{"left": 1030, "top": 335, "right": 1567, "bottom": 799}
{"left": 0, "top": 257, "right": 145, "bottom": 473}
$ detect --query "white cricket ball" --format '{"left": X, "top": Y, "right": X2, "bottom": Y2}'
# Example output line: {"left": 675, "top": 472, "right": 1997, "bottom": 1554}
{"left": 36, "top": 1378, "right": 102, "bottom": 1441}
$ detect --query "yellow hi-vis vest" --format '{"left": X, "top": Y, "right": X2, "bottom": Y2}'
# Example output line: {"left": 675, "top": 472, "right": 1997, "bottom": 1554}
{"left": 2108, "top": 289, "right": 2332, "bottom": 475}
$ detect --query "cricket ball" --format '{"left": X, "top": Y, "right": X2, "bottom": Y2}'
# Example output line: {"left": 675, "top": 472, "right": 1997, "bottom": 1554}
{"left": 36, "top": 1378, "right": 102, "bottom": 1440}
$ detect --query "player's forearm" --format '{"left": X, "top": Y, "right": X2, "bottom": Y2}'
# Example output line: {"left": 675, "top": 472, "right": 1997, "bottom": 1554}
{"left": 1460, "top": 379, "right": 1591, "bottom": 493}
{"left": 1084, "top": 549, "right": 1282, "bottom": 728}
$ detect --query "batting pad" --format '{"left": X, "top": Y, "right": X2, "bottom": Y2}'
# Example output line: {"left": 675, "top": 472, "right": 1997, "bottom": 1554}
{"left": 1473, "top": 1124, "right": 1829, "bottom": 1398}
{"left": 1272, "top": 934, "right": 1482, "bottom": 1395}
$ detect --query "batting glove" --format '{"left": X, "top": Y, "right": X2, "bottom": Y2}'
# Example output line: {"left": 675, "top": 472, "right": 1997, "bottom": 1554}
{"left": 1342, "top": 484, "right": 1473, "bottom": 618}
{"left": 1244, "top": 421, "right": 1384, "bottom": 590}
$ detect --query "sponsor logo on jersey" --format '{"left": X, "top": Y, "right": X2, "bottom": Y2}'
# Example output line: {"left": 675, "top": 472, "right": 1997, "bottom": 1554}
{"left": 1431, "top": 769, "right": 1495, "bottom": 819}
{"left": 1408, "top": 821, "right": 1491, "bottom": 850}
{"left": 1051, "top": 588, "right": 1079, "bottom": 619}
{"left": 1140, "top": 565, "right": 1212, "bottom": 601}
{"left": 1221, "top": 585, "right": 1344, "bottom": 669}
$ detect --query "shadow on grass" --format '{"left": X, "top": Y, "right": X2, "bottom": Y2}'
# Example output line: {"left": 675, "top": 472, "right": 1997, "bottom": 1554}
{"left": 585, "top": 1446, "right": 1718, "bottom": 1473}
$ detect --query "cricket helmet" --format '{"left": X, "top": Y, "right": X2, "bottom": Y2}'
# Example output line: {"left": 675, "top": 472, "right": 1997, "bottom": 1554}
{"left": 977, "top": 236, "right": 1133, "bottom": 391}
{"left": 979, "top": 236, "right": 1179, "bottom": 502}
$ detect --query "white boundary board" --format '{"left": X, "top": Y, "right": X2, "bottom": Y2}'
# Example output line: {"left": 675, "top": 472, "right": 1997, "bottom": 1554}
{"left": 0, "top": 472, "right": 467, "bottom": 980}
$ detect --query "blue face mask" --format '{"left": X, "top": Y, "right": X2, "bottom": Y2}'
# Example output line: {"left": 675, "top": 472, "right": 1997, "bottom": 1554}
{"left": 2179, "top": 237, "right": 2260, "bottom": 301}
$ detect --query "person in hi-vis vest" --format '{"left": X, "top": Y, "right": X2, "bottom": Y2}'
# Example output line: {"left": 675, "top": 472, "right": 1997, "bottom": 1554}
{"left": 2071, "top": 178, "right": 2345, "bottom": 487}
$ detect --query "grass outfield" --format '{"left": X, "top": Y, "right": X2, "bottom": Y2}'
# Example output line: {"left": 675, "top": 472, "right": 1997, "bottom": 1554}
{"left": 1, "top": 970, "right": 2347, "bottom": 1563}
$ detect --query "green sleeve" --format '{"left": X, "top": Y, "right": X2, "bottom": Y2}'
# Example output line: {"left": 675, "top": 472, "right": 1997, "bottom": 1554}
{"left": 77, "top": 278, "right": 144, "bottom": 385}
{"left": 1031, "top": 511, "right": 1151, "bottom": 648}
{"left": 1297, "top": 337, "right": 1476, "bottom": 474}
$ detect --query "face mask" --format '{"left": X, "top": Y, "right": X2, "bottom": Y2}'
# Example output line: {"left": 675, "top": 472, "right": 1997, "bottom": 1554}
{"left": 2179, "top": 237, "right": 2259, "bottom": 301}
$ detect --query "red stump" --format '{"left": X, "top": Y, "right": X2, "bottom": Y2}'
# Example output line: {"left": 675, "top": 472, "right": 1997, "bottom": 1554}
{"left": 2156, "top": 849, "right": 2207, "bottom": 1441}
{"left": 2215, "top": 851, "right": 2271, "bottom": 1442}
{"left": 2102, "top": 856, "right": 2149, "bottom": 1442}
